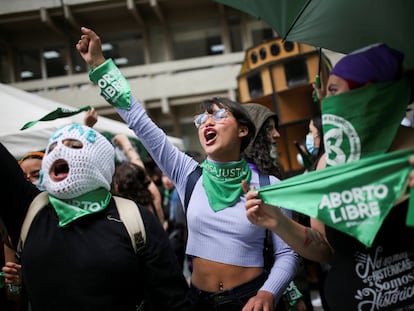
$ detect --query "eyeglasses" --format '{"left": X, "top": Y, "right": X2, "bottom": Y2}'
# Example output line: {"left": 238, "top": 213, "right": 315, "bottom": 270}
{"left": 194, "top": 108, "right": 228, "bottom": 128}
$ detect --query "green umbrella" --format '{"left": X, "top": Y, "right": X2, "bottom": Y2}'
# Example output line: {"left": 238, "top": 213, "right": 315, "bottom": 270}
{"left": 215, "top": 0, "right": 414, "bottom": 69}
{"left": 214, "top": 0, "right": 308, "bottom": 39}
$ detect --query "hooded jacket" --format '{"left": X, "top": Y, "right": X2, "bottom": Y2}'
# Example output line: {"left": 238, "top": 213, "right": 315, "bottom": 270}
{"left": 242, "top": 103, "right": 278, "bottom": 151}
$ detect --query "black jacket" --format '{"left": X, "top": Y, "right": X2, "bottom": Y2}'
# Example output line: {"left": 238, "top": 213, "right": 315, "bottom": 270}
{"left": 0, "top": 143, "right": 191, "bottom": 311}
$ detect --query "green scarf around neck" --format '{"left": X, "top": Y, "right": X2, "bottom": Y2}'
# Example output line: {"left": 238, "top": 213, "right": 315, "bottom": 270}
{"left": 49, "top": 188, "right": 112, "bottom": 227}
{"left": 322, "top": 77, "right": 410, "bottom": 166}
{"left": 200, "top": 158, "right": 252, "bottom": 212}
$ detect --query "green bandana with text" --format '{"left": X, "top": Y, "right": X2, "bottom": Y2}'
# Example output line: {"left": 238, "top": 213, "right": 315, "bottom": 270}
{"left": 20, "top": 105, "right": 92, "bottom": 130}
{"left": 322, "top": 78, "right": 410, "bottom": 166}
{"left": 89, "top": 59, "right": 131, "bottom": 110}
{"left": 258, "top": 149, "right": 414, "bottom": 247}
{"left": 49, "top": 188, "right": 112, "bottom": 227}
{"left": 201, "top": 158, "right": 251, "bottom": 212}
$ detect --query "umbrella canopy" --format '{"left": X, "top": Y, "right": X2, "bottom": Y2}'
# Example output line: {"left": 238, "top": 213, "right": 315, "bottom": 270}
{"left": 215, "top": 0, "right": 414, "bottom": 69}
{"left": 215, "top": 0, "right": 308, "bottom": 38}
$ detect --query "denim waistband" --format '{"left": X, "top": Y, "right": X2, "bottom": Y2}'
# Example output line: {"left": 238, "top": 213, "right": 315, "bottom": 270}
{"left": 190, "top": 272, "right": 266, "bottom": 299}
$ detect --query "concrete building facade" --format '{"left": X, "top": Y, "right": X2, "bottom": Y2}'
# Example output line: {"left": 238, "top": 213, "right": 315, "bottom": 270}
{"left": 0, "top": 0, "right": 285, "bottom": 152}
{"left": 1, "top": 0, "right": 349, "bottom": 152}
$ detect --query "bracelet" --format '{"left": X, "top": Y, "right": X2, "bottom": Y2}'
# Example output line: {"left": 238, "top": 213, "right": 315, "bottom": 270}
{"left": 126, "top": 147, "right": 135, "bottom": 153}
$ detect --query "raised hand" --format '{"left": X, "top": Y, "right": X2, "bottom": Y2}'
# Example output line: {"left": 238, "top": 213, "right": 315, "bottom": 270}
{"left": 76, "top": 27, "right": 106, "bottom": 68}
{"left": 83, "top": 108, "right": 98, "bottom": 128}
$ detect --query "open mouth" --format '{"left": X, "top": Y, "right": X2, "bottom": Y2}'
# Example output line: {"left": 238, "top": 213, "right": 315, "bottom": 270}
{"left": 204, "top": 128, "right": 217, "bottom": 145}
{"left": 49, "top": 159, "right": 69, "bottom": 182}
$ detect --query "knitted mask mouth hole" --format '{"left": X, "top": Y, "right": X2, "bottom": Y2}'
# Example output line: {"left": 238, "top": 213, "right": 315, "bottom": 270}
{"left": 49, "top": 159, "right": 69, "bottom": 182}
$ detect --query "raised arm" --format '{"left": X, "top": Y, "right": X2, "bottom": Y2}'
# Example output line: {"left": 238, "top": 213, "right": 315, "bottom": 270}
{"left": 0, "top": 144, "right": 39, "bottom": 245}
{"left": 76, "top": 27, "right": 198, "bottom": 199}
{"left": 113, "top": 134, "right": 167, "bottom": 229}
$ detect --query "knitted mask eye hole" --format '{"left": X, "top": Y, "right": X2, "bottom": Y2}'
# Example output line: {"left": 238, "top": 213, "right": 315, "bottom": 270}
{"left": 62, "top": 139, "right": 83, "bottom": 149}
{"left": 47, "top": 139, "right": 83, "bottom": 154}
{"left": 47, "top": 142, "right": 58, "bottom": 154}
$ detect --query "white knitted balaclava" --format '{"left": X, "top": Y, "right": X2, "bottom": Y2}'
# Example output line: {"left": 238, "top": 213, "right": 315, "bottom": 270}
{"left": 42, "top": 124, "right": 115, "bottom": 199}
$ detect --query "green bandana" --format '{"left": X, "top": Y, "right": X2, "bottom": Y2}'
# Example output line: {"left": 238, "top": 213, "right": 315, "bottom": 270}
{"left": 200, "top": 158, "right": 252, "bottom": 212}
{"left": 20, "top": 105, "right": 92, "bottom": 130}
{"left": 257, "top": 149, "right": 414, "bottom": 247}
{"left": 49, "top": 188, "right": 112, "bottom": 227}
{"left": 89, "top": 59, "right": 131, "bottom": 110}
{"left": 322, "top": 78, "right": 410, "bottom": 166}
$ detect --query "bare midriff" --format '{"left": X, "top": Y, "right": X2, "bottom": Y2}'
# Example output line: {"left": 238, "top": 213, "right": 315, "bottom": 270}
{"left": 191, "top": 257, "right": 263, "bottom": 292}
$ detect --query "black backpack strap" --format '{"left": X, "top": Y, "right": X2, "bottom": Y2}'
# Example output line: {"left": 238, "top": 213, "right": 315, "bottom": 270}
{"left": 113, "top": 196, "right": 146, "bottom": 254}
{"left": 17, "top": 192, "right": 49, "bottom": 256}
{"left": 258, "top": 173, "right": 270, "bottom": 187}
{"left": 184, "top": 165, "right": 202, "bottom": 213}
{"left": 258, "top": 173, "right": 273, "bottom": 271}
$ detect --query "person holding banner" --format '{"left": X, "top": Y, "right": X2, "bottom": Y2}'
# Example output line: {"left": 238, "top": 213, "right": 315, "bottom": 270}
{"left": 244, "top": 44, "right": 414, "bottom": 311}
{"left": 243, "top": 103, "right": 314, "bottom": 311}
{"left": 76, "top": 27, "right": 299, "bottom": 311}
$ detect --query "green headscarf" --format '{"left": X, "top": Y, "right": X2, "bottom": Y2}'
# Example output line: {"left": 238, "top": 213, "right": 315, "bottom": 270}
{"left": 256, "top": 78, "right": 413, "bottom": 246}
{"left": 322, "top": 78, "right": 410, "bottom": 166}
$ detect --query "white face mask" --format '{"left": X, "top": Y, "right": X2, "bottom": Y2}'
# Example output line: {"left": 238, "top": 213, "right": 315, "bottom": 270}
{"left": 305, "top": 134, "right": 319, "bottom": 155}
{"left": 42, "top": 124, "right": 115, "bottom": 199}
{"left": 32, "top": 170, "right": 44, "bottom": 191}
{"left": 269, "top": 144, "right": 278, "bottom": 161}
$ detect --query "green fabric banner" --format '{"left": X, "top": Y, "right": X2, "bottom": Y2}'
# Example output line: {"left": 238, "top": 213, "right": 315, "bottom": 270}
{"left": 322, "top": 78, "right": 410, "bottom": 166}
{"left": 89, "top": 59, "right": 131, "bottom": 110}
{"left": 20, "top": 105, "right": 92, "bottom": 130}
{"left": 258, "top": 149, "right": 414, "bottom": 247}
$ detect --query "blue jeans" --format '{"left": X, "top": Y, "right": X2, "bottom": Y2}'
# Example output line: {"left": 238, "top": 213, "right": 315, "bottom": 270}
{"left": 188, "top": 272, "right": 267, "bottom": 311}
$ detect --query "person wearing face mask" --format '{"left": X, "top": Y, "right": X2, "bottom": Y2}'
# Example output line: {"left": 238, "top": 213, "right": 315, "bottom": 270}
{"left": 243, "top": 103, "right": 314, "bottom": 311}
{"left": 18, "top": 151, "right": 45, "bottom": 189}
{"left": 242, "top": 103, "right": 283, "bottom": 180}
{"left": 1, "top": 108, "right": 100, "bottom": 310}
{"left": 244, "top": 43, "right": 414, "bottom": 310}
{"left": 304, "top": 121, "right": 320, "bottom": 158}
{"left": 0, "top": 123, "right": 192, "bottom": 310}
{"left": 296, "top": 114, "right": 325, "bottom": 172}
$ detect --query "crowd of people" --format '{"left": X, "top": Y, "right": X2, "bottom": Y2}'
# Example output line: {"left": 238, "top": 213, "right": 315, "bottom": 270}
{"left": 244, "top": 43, "right": 414, "bottom": 311}
{"left": 0, "top": 26, "right": 413, "bottom": 311}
